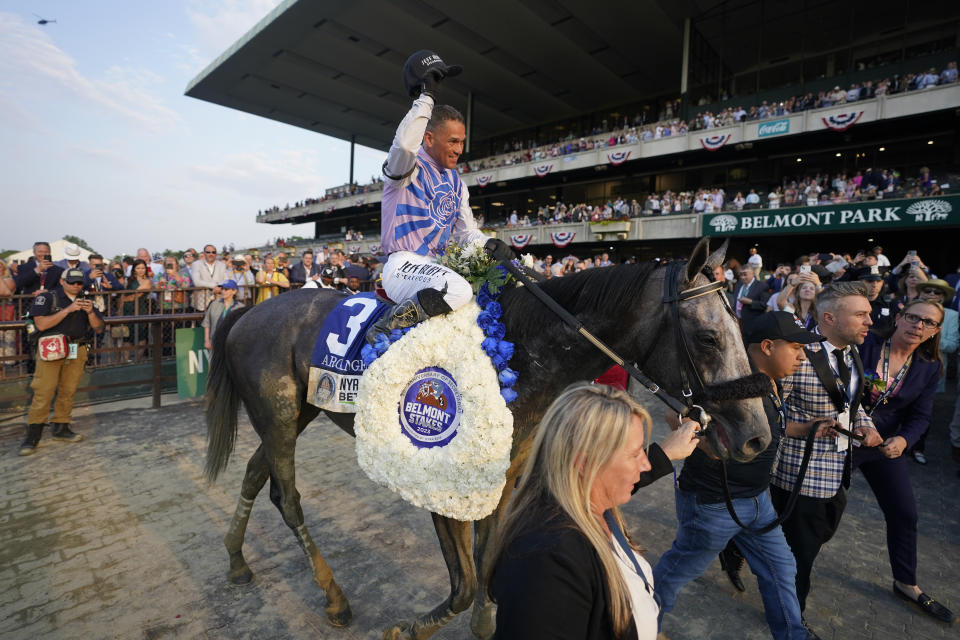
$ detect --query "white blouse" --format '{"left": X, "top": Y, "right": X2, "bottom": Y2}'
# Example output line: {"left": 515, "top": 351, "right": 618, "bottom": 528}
{"left": 611, "top": 541, "right": 660, "bottom": 640}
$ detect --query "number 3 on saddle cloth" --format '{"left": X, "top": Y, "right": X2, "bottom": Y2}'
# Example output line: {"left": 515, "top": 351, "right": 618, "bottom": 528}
{"left": 308, "top": 293, "right": 392, "bottom": 413}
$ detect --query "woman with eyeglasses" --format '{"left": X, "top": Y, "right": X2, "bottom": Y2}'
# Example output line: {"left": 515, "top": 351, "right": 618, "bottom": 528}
{"left": 855, "top": 299, "right": 954, "bottom": 624}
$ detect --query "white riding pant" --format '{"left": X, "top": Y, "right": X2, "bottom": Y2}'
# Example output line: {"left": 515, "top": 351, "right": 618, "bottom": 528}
{"left": 382, "top": 251, "right": 474, "bottom": 311}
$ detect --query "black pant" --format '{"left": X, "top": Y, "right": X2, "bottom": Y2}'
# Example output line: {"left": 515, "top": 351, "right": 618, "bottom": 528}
{"left": 769, "top": 485, "right": 846, "bottom": 612}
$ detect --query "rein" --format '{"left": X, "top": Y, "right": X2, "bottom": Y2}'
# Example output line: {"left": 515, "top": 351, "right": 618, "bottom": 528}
{"left": 502, "top": 257, "right": 815, "bottom": 533}
{"left": 499, "top": 258, "right": 721, "bottom": 428}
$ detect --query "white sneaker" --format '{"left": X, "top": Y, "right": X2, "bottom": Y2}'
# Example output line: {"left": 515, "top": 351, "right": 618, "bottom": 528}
{"left": 912, "top": 451, "right": 928, "bottom": 465}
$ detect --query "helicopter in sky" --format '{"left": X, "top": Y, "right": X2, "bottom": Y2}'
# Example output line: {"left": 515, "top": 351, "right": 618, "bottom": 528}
{"left": 34, "top": 13, "right": 56, "bottom": 25}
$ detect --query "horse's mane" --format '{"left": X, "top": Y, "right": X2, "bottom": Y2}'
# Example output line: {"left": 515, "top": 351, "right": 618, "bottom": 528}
{"left": 499, "top": 261, "right": 661, "bottom": 335}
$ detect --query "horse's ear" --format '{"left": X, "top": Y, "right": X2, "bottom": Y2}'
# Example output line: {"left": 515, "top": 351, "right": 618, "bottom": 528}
{"left": 685, "top": 236, "right": 715, "bottom": 282}
{"left": 706, "top": 238, "right": 729, "bottom": 270}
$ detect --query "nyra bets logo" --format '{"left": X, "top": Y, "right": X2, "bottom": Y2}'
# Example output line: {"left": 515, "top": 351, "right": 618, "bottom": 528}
{"left": 400, "top": 366, "right": 463, "bottom": 448}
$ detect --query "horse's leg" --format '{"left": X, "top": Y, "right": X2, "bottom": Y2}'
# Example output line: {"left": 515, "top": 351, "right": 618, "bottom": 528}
{"left": 266, "top": 409, "right": 352, "bottom": 627}
{"left": 224, "top": 444, "right": 270, "bottom": 584}
{"left": 470, "top": 460, "right": 523, "bottom": 639}
{"left": 384, "top": 513, "right": 475, "bottom": 640}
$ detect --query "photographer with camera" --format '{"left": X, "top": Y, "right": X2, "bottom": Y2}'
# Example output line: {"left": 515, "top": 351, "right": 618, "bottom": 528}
{"left": 227, "top": 257, "right": 255, "bottom": 304}
{"left": 13, "top": 241, "right": 64, "bottom": 296}
{"left": 83, "top": 254, "right": 122, "bottom": 310}
{"left": 19, "top": 268, "right": 104, "bottom": 456}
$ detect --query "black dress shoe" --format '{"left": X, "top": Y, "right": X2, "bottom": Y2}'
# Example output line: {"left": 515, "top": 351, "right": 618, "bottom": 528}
{"left": 893, "top": 582, "right": 956, "bottom": 623}
{"left": 718, "top": 541, "right": 746, "bottom": 592}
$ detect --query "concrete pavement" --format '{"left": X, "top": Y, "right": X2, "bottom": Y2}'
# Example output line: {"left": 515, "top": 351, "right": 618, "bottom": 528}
{"left": 1, "top": 387, "right": 957, "bottom": 639}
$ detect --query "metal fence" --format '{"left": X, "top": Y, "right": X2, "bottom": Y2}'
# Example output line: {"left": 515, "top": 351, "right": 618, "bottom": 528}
{"left": 0, "top": 281, "right": 375, "bottom": 386}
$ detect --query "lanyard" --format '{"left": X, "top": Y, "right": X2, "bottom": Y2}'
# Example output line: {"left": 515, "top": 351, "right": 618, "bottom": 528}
{"left": 603, "top": 511, "right": 654, "bottom": 597}
{"left": 869, "top": 340, "right": 912, "bottom": 414}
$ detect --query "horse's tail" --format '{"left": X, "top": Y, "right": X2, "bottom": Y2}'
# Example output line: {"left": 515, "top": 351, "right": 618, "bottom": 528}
{"left": 204, "top": 305, "right": 254, "bottom": 482}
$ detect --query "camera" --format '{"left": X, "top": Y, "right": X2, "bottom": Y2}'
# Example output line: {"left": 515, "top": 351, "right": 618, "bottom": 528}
{"left": 38, "top": 254, "right": 51, "bottom": 263}
{"left": 77, "top": 290, "right": 90, "bottom": 300}
{"left": 113, "top": 269, "right": 124, "bottom": 280}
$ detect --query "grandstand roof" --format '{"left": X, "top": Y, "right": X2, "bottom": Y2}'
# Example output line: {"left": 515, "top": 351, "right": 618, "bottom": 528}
{"left": 184, "top": 0, "right": 699, "bottom": 151}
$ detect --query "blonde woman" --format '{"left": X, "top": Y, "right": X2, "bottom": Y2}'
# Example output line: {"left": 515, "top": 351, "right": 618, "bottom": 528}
{"left": 255, "top": 256, "right": 290, "bottom": 304}
{"left": 490, "top": 383, "right": 700, "bottom": 639}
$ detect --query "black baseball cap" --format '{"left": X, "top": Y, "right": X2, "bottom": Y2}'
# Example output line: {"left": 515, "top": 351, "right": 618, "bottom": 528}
{"left": 63, "top": 268, "right": 85, "bottom": 284}
{"left": 856, "top": 265, "right": 884, "bottom": 282}
{"left": 745, "top": 311, "right": 826, "bottom": 345}
{"left": 320, "top": 266, "right": 337, "bottom": 280}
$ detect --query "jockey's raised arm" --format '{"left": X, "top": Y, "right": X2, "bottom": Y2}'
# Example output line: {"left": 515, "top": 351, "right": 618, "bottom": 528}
{"left": 368, "top": 50, "right": 512, "bottom": 346}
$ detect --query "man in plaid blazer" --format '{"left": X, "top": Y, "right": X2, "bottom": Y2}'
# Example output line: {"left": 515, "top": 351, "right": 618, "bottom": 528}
{"left": 770, "top": 282, "right": 883, "bottom": 637}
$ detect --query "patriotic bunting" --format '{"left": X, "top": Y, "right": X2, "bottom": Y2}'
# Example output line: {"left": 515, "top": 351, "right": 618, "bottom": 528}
{"left": 349, "top": 245, "right": 361, "bottom": 254}
{"left": 550, "top": 231, "right": 576, "bottom": 248}
{"left": 475, "top": 175, "right": 493, "bottom": 187}
{"left": 533, "top": 164, "right": 553, "bottom": 178}
{"left": 607, "top": 151, "right": 631, "bottom": 166}
{"left": 509, "top": 234, "right": 534, "bottom": 249}
{"left": 822, "top": 111, "right": 864, "bottom": 132}
{"left": 699, "top": 134, "right": 731, "bottom": 152}
{"left": 368, "top": 244, "right": 380, "bottom": 254}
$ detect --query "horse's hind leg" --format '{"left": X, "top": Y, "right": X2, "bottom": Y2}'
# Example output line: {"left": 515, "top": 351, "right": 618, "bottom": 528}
{"left": 224, "top": 444, "right": 270, "bottom": 585}
{"left": 267, "top": 431, "right": 352, "bottom": 627}
{"left": 384, "top": 513, "right": 475, "bottom": 640}
{"left": 470, "top": 464, "right": 521, "bottom": 639}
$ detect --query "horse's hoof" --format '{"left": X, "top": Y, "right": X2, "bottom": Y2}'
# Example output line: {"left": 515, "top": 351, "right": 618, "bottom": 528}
{"left": 227, "top": 567, "right": 254, "bottom": 585}
{"left": 382, "top": 622, "right": 411, "bottom": 640}
{"left": 326, "top": 603, "right": 353, "bottom": 627}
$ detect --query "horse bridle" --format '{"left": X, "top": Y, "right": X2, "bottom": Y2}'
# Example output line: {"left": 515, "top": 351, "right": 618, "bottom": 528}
{"left": 635, "top": 259, "right": 732, "bottom": 436}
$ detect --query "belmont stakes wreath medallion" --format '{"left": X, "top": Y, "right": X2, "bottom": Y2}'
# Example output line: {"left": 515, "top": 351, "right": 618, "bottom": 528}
{"left": 353, "top": 304, "right": 514, "bottom": 521}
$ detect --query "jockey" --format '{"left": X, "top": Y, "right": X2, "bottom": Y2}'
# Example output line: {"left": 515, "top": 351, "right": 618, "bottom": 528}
{"left": 367, "top": 50, "right": 513, "bottom": 345}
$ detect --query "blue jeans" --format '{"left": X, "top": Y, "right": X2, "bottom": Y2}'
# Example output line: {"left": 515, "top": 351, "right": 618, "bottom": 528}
{"left": 653, "top": 488, "right": 807, "bottom": 640}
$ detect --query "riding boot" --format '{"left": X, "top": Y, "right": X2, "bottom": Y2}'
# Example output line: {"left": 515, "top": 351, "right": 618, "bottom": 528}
{"left": 19, "top": 424, "right": 45, "bottom": 456}
{"left": 51, "top": 422, "right": 84, "bottom": 442}
{"left": 365, "top": 287, "right": 452, "bottom": 346}
{"left": 718, "top": 540, "right": 746, "bottom": 592}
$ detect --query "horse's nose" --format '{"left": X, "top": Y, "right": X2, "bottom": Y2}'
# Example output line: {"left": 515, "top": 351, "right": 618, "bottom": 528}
{"left": 741, "top": 435, "right": 768, "bottom": 458}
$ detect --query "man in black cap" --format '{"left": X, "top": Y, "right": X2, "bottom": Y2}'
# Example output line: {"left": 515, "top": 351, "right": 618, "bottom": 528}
{"left": 654, "top": 312, "right": 830, "bottom": 640}
{"left": 858, "top": 265, "right": 899, "bottom": 334}
{"left": 20, "top": 268, "right": 104, "bottom": 456}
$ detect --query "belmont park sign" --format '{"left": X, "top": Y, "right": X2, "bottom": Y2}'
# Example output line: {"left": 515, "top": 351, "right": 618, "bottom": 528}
{"left": 703, "top": 195, "right": 959, "bottom": 236}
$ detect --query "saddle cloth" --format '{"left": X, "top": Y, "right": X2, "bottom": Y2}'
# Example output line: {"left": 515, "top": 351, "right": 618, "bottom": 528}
{"left": 308, "top": 293, "right": 391, "bottom": 412}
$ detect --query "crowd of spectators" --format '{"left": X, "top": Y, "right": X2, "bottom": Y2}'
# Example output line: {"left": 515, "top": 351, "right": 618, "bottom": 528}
{"left": 494, "top": 165, "right": 950, "bottom": 228}
{"left": 463, "top": 62, "right": 957, "bottom": 174}
{"left": 259, "top": 177, "right": 384, "bottom": 217}
{"left": 0, "top": 242, "right": 385, "bottom": 370}
{"left": 254, "top": 63, "right": 956, "bottom": 220}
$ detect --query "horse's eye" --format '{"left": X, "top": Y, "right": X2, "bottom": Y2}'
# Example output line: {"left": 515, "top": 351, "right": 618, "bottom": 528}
{"left": 698, "top": 333, "right": 720, "bottom": 349}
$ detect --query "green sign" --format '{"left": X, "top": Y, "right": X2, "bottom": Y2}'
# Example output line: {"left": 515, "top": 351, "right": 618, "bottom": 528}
{"left": 702, "top": 195, "right": 959, "bottom": 236}
{"left": 175, "top": 327, "right": 210, "bottom": 398}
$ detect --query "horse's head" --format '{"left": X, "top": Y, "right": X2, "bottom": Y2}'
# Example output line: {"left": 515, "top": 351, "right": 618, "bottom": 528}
{"left": 643, "top": 238, "right": 770, "bottom": 462}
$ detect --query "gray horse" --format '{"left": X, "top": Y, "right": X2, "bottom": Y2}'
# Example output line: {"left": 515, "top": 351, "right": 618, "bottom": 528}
{"left": 204, "top": 237, "right": 769, "bottom": 639}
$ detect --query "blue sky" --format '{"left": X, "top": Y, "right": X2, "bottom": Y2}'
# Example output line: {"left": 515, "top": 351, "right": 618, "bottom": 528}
{"left": 0, "top": 1, "right": 387, "bottom": 258}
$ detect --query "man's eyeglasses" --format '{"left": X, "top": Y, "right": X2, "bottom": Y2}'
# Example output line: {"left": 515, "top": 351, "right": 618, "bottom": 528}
{"left": 920, "top": 288, "right": 944, "bottom": 295}
{"left": 204, "top": 250, "right": 217, "bottom": 254}
{"left": 901, "top": 312, "right": 941, "bottom": 329}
